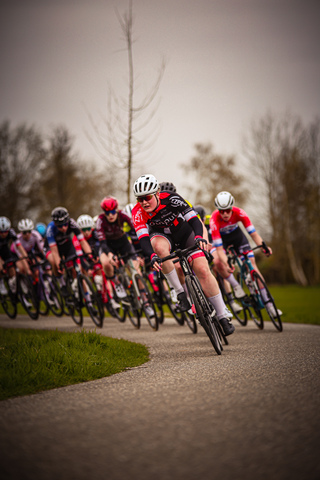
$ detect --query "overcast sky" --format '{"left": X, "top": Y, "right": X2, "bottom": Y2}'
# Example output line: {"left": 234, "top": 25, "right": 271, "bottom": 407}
{"left": 1, "top": 0, "right": 319, "bottom": 199}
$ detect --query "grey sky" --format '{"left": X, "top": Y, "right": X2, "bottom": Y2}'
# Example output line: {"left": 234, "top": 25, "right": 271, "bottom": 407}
{"left": 1, "top": 0, "right": 319, "bottom": 197}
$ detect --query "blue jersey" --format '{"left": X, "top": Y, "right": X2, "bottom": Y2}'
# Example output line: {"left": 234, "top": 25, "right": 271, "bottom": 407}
{"left": 46, "top": 219, "right": 84, "bottom": 251}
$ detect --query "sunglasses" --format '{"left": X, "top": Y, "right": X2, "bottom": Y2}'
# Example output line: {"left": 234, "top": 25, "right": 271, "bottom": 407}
{"left": 0, "top": 230, "right": 9, "bottom": 234}
{"left": 136, "top": 194, "right": 154, "bottom": 203}
{"left": 82, "top": 227, "right": 92, "bottom": 232}
{"left": 57, "top": 222, "right": 69, "bottom": 228}
{"left": 219, "top": 209, "right": 232, "bottom": 214}
{"left": 105, "top": 209, "right": 117, "bottom": 215}
{"left": 22, "top": 230, "right": 32, "bottom": 234}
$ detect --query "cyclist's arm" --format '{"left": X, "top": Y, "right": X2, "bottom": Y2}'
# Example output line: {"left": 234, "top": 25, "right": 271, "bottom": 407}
{"left": 79, "top": 238, "right": 92, "bottom": 255}
{"left": 50, "top": 244, "right": 62, "bottom": 273}
{"left": 250, "top": 232, "right": 272, "bottom": 255}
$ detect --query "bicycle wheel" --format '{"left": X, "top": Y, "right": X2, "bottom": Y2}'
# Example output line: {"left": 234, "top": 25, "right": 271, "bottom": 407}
{"left": 44, "top": 274, "right": 64, "bottom": 317}
{"left": 185, "top": 275, "right": 222, "bottom": 355}
{"left": 119, "top": 275, "right": 140, "bottom": 328}
{"left": 63, "top": 279, "right": 83, "bottom": 326}
{"left": 18, "top": 274, "right": 39, "bottom": 320}
{"left": 145, "top": 276, "right": 164, "bottom": 324}
{"left": 78, "top": 274, "right": 104, "bottom": 328}
{"left": 0, "top": 277, "right": 18, "bottom": 319}
{"left": 252, "top": 271, "right": 282, "bottom": 332}
{"left": 161, "top": 276, "right": 185, "bottom": 325}
{"left": 218, "top": 275, "right": 247, "bottom": 326}
{"left": 183, "top": 311, "right": 197, "bottom": 334}
{"left": 238, "top": 272, "right": 263, "bottom": 329}
{"left": 37, "top": 278, "right": 50, "bottom": 316}
{"left": 135, "top": 274, "right": 159, "bottom": 331}
{"left": 105, "top": 281, "right": 126, "bottom": 322}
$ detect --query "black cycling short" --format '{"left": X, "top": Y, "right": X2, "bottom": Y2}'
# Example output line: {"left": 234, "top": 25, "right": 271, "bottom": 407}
{"left": 99, "top": 235, "right": 137, "bottom": 259}
{"left": 58, "top": 242, "right": 77, "bottom": 261}
{"left": 222, "top": 229, "right": 252, "bottom": 256}
{"left": 150, "top": 231, "right": 196, "bottom": 252}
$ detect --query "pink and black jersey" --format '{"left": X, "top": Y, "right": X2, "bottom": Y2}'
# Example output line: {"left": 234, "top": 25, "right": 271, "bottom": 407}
{"left": 209, "top": 207, "right": 255, "bottom": 248}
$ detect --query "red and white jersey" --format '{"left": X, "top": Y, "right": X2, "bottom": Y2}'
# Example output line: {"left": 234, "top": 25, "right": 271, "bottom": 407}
{"left": 209, "top": 207, "right": 256, "bottom": 248}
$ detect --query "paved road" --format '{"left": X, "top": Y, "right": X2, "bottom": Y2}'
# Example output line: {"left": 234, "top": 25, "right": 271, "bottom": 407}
{"left": 0, "top": 313, "right": 319, "bottom": 480}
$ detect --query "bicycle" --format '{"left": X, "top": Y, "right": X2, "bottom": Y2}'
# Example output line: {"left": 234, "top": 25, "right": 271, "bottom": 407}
{"left": 115, "top": 253, "right": 159, "bottom": 331}
{"left": 226, "top": 243, "right": 283, "bottom": 332}
{"left": 160, "top": 244, "right": 226, "bottom": 355}
{"left": 59, "top": 254, "right": 104, "bottom": 328}
{"left": 0, "top": 258, "right": 39, "bottom": 320}
{"left": 28, "top": 253, "right": 64, "bottom": 317}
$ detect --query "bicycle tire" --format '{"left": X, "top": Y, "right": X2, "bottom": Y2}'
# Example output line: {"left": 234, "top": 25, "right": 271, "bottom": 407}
{"left": 119, "top": 275, "right": 141, "bottom": 328}
{"left": 239, "top": 271, "right": 263, "bottom": 329}
{"left": 161, "top": 275, "right": 185, "bottom": 325}
{"left": 145, "top": 276, "right": 164, "bottom": 324}
{"left": 44, "top": 274, "right": 64, "bottom": 317}
{"left": 63, "top": 279, "right": 83, "bottom": 326}
{"left": 185, "top": 275, "right": 222, "bottom": 355}
{"left": 0, "top": 277, "right": 18, "bottom": 319}
{"left": 135, "top": 274, "right": 159, "bottom": 331}
{"left": 252, "top": 271, "right": 282, "bottom": 332}
{"left": 218, "top": 275, "right": 247, "bottom": 326}
{"left": 18, "top": 274, "right": 39, "bottom": 320}
{"left": 183, "top": 311, "right": 197, "bottom": 334}
{"left": 78, "top": 274, "right": 104, "bottom": 328}
{"left": 105, "top": 281, "right": 126, "bottom": 322}
{"left": 37, "top": 278, "right": 50, "bottom": 316}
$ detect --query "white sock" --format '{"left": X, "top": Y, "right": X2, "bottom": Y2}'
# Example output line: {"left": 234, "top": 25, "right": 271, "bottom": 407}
{"left": 208, "top": 292, "right": 227, "bottom": 319}
{"left": 164, "top": 269, "right": 184, "bottom": 295}
{"left": 226, "top": 273, "right": 239, "bottom": 288}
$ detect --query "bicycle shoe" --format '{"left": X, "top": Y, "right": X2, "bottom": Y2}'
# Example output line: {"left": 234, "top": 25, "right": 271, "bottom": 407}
{"left": 110, "top": 297, "right": 121, "bottom": 310}
{"left": 266, "top": 303, "right": 283, "bottom": 317}
{"left": 144, "top": 304, "right": 155, "bottom": 317}
{"left": 229, "top": 300, "right": 243, "bottom": 313}
{"left": 219, "top": 317, "right": 235, "bottom": 336}
{"left": 233, "top": 284, "right": 246, "bottom": 298}
{"left": 177, "top": 292, "right": 191, "bottom": 312}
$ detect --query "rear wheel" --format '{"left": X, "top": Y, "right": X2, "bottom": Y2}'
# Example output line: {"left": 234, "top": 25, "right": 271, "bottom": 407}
{"left": 44, "top": 274, "right": 64, "bottom": 317}
{"left": 183, "top": 311, "right": 197, "bottom": 334}
{"left": 161, "top": 276, "right": 184, "bottom": 325}
{"left": 0, "top": 277, "right": 17, "bottom": 319}
{"left": 63, "top": 279, "right": 83, "bottom": 326}
{"left": 186, "top": 275, "right": 222, "bottom": 355}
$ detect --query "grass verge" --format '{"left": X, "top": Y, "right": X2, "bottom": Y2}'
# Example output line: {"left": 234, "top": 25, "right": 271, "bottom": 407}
{"left": 0, "top": 328, "right": 149, "bottom": 401}
{"left": 267, "top": 285, "right": 320, "bottom": 325}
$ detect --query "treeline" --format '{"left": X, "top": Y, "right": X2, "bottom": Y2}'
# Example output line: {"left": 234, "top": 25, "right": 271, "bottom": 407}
{"left": 182, "top": 112, "right": 320, "bottom": 286}
{"left": 0, "top": 121, "right": 117, "bottom": 224}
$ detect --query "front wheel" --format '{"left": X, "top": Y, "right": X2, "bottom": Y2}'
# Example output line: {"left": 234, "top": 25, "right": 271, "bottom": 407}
{"left": 0, "top": 277, "right": 18, "bottom": 319}
{"left": 186, "top": 275, "right": 222, "bottom": 355}
{"left": 78, "top": 274, "right": 104, "bottom": 328}
{"left": 252, "top": 272, "right": 282, "bottom": 332}
{"left": 183, "top": 311, "right": 197, "bottom": 334}
{"left": 18, "top": 274, "right": 39, "bottom": 320}
{"left": 135, "top": 274, "right": 159, "bottom": 331}
{"left": 63, "top": 279, "right": 83, "bottom": 326}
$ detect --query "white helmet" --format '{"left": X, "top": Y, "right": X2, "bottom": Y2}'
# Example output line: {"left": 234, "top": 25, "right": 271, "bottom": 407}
{"left": 18, "top": 218, "right": 34, "bottom": 232}
{"left": 214, "top": 191, "right": 235, "bottom": 210}
{"left": 77, "top": 214, "right": 94, "bottom": 229}
{"left": 123, "top": 203, "right": 134, "bottom": 218}
{"left": 0, "top": 216, "right": 11, "bottom": 232}
{"left": 133, "top": 174, "right": 159, "bottom": 197}
{"left": 93, "top": 214, "right": 99, "bottom": 226}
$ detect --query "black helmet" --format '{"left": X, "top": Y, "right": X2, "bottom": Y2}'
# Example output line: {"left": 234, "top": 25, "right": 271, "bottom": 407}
{"left": 51, "top": 207, "right": 70, "bottom": 226}
{"left": 159, "top": 181, "right": 176, "bottom": 193}
{"left": 194, "top": 204, "right": 206, "bottom": 222}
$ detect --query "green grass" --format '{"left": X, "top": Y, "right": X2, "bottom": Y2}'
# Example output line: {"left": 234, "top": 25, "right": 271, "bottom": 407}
{"left": 268, "top": 285, "right": 320, "bottom": 325}
{"left": 0, "top": 328, "right": 149, "bottom": 401}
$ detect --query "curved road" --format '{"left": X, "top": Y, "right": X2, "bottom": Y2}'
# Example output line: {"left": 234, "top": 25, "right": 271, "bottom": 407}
{"left": 0, "top": 313, "right": 319, "bottom": 480}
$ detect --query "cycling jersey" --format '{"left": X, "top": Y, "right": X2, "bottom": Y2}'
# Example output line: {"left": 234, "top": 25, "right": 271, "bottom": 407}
{"left": 11, "top": 230, "right": 44, "bottom": 256}
{"left": 210, "top": 207, "right": 255, "bottom": 248}
{"left": 83, "top": 229, "right": 100, "bottom": 258}
{"left": 132, "top": 192, "right": 203, "bottom": 259}
{"left": 46, "top": 219, "right": 84, "bottom": 251}
{"left": 0, "top": 229, "right": 20, "bottom": 261}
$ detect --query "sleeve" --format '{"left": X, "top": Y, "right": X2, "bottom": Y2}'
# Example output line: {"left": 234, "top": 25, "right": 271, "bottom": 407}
{"left": 132, "top": 205, "right": 154, "bottom": 259}
{"left": 46, "top": 222, "right": 57, "bottom": 247}
{"left": 237, "top": 208, "right": 256, "bottom": 235}
{"left": 209, "top": 212, "right": 223, "bottom": 247}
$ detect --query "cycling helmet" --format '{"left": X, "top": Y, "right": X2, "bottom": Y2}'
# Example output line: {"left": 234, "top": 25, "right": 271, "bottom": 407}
{"left": 35, "top": 222, "right": 47, "bottom": 237}
{"left": 0, "top": 216, "right": 11, "bottom": 232}
{"left": 214, "top": 191, "right": 235, "bottom": 210}
{"left": 133, "top": 174, "right": 159, "bottom": 197}
{"left": 159, "top": 181, "right": 177, "bottom": 193}
{"left": 194, "top": 205, "right": 206, "bottom": 222}
{"left": 51, "top": 206, "right": 70, "bottom": 226}
{"left": 18, "top": 218, "right": 34, "bottom": 232}
{"left": 93, "top": 214, "right": 99, "bottom": 226}
{"left": 77, "top": 214, "right": 94, "bottom": 229}
{"left": 123, "top": 203, "right": 134, "bottom": 218}
{"left": 100, "top": 196, "right": 118, "bottom": 212}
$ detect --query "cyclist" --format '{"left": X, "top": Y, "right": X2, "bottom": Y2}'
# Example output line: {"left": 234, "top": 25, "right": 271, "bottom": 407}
{"left": 0, "top": 216, "right": 31, "bottom": 294}
{"left": 96, "top": 197, "right": 154, "bottom": 317}
{"left": 210, "top": 191, "right": 282, "bottom": 317}
{"left": 46, "top": 207, "right": 93, "bottom": 277}
{"left": 132, "top": 174, "right": 235, "bottom": 336}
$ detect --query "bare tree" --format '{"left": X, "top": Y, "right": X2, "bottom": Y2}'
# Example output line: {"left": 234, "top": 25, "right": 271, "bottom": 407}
{"left": 181, "top": 143, "right": 248, "bottom": 212}
{"left": 87, "top": 0, "right": 165, "bottom": 203}
{"left": 244, "top": 111, "right": 320, "bottom": 285}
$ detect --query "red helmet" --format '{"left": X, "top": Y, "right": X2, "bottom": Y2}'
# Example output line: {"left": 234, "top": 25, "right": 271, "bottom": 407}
{"left": 100, "top": 196, "right": 118, "bottom": 212}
